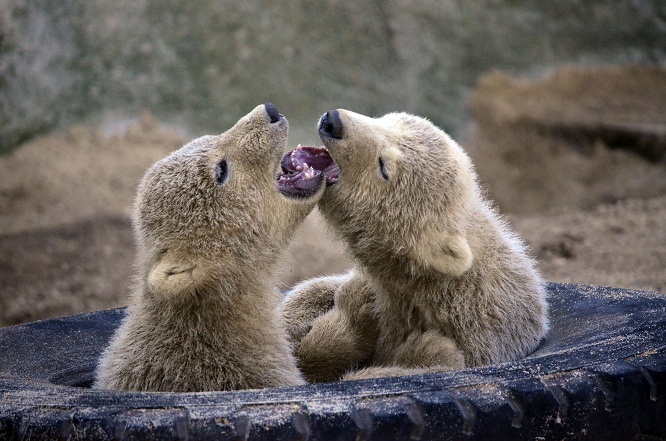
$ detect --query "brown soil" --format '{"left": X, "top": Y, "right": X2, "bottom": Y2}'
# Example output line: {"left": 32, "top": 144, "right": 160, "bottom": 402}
{"left": 466, "top": 65, "right": 666, "bottom": 215}
{"left": 1, "top": 65, "right": 664, "bottom": 327}
{"left": 511, "top": 197, "right": 666, "bottom": 294}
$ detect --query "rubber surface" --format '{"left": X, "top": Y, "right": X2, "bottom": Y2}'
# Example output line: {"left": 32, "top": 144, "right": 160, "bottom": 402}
{"left": 0, "top": 283, "right": 664, "bottom": 440}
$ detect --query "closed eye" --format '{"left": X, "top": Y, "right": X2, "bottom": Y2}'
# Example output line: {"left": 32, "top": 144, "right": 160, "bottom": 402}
{"left": 215, "top": 160, "right": 229, "bottom": 185}
{"left": 378, "top": 157, "right": 389, "bottom": 180}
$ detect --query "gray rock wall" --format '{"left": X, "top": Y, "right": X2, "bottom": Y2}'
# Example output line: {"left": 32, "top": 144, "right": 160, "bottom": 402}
{"left": 1, "top": 0, "right": 665, "bottom": 151}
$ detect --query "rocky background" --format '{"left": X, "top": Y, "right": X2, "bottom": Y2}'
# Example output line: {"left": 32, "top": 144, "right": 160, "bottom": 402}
{"left": 1, "top": 1, "right": 665, "bottom": 326}
{"left": 2, "top": 1, "right": 665, "bottom": 151}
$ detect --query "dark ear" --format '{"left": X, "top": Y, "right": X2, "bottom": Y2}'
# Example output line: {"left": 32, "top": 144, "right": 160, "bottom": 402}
{"left": 147, "top": 250, "right": 204, "bottom": 298}
{"left": 413, "top": 231, "right": 473, "bottom": 277}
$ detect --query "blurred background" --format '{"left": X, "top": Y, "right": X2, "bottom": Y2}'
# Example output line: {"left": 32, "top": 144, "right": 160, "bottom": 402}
{"left": 1, "top": 0, "right": 665, "bottom": 326}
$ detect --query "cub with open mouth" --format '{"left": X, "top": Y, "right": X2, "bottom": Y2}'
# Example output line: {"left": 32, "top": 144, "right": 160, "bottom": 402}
{"left": 95, "top": 103, "right": 330, "bottom": 392}
{"left": 281, "top": 109, "right": 549, "bottom": 382}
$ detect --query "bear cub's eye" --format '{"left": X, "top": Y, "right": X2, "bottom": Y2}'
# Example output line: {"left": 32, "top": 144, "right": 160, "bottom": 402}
{"left": 215, "top": 160, "right": 229, "bottom": 185}
{"left": 378, "top": 157, "right": 389, "bottom": 180}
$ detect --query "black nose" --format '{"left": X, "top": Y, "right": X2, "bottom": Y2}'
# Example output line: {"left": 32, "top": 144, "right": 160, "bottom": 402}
{"left": 318, "top": 110, "right": 343, "bottom": 139}
{"left": 264, "top": 102, "right": 281, "bottom": 123}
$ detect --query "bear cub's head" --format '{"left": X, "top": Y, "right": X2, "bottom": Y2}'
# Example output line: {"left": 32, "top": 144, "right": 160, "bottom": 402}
{"left": 315, "top": 109, "right": 475, "bottom": 278}
{"left": 135, "top": 103, "right": 326, "bottom": 299}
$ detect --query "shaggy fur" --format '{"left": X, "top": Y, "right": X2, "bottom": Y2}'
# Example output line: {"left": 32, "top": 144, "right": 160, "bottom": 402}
{"left": 95, "top": 104, "right": 324, "bottom": 392}
{"left": 281, "top": 109, "right": 549, "bottom": 382}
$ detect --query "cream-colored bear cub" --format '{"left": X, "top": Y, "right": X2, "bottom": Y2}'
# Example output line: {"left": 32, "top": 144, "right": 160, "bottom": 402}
{"left": 281, "top": 109, "right": 549, "bottom": 382}
{"left": 95, "top": 104, "right": 329, "bottom": 392}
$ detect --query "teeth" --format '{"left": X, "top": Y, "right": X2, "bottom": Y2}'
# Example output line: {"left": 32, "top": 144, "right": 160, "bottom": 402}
{"left": 303, "top": 163, "right": 309, "bottom": 171}
{"left": 297, "top": 144, "right": 303, "bottom": 150}
{"left": 296, "top": 166, "right": 302, "bottom": 171}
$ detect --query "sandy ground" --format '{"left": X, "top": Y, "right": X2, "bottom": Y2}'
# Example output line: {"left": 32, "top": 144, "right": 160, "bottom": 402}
{"left": 465, "top": 64, "right": 666, "bottom": 294}
{"left": 1, "top": 65, "right": 664, "bottom": 327}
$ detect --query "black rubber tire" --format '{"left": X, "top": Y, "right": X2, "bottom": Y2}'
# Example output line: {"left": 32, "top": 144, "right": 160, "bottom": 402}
{"left": 0, "top": 283, "right": 665, "bottom": 440}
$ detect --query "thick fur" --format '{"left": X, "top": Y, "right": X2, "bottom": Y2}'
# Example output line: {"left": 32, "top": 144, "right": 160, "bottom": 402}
{"left": 95, "top": 104, "right": 324, "bottom": 392}
{"left": 283, "top": 270, "right": 380, "bottom": 382}
{"left": 281, "top": 110, "right": 549, "bottom": 381}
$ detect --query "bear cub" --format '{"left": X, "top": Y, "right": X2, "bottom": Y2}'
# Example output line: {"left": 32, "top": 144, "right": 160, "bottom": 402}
{"left": 95, "top": 103, "right": 334, "bottom": 392}
{"left": 281, "top": 109, "right": 549, "bottom": 381}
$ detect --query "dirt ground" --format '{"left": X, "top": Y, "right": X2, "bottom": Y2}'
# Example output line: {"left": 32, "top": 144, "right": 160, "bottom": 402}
{"left": 465, "top": 64, "right": 666, "bottom": 294}
{"left": 1, "top": 65, "right": 664, "bottom": 327}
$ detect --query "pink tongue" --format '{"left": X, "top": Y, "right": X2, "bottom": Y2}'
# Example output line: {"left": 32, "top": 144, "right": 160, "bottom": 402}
{"left": 276, "top": 167, "right": 322, "bottom": 198}
{"left": 280, "top": 145, "right": 339, "bottom": 185}
{"left": 291, "top": 146, "right": 331, "bottom": 170}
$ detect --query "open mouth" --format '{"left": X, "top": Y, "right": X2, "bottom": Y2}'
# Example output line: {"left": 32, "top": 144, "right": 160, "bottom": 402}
{"left": 276, "top": 145, "right": 340, "bottom": 198}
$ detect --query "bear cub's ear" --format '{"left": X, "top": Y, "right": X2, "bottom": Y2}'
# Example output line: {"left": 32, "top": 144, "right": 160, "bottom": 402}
{"left": 147, "top": 251, "right": 205, "bottom": 298}
{"left": 414, "top": 231, "right": 473, "bottom": 277}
